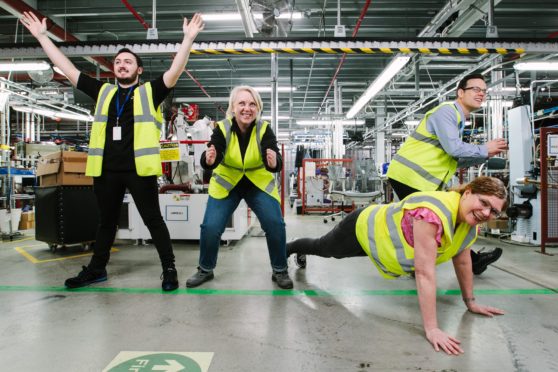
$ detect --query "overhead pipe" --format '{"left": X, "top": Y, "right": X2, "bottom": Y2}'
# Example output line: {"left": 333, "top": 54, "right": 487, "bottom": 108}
{"left": 317, "top": 0, "right": 372, "bottom": 114}
{"left": 122, "top": 0, "right": 221, "bottom": 114}
{"left": 183, "top": 69, "right": 226, "bottom": 115}
{"left": 1, "top": 0, "right": 113, "bottom": 72}
{"left": 121, "top": 0, "right": 151, "bottom": 30}
{"left": 0, "top": 71, "right": 115, "bottom": 81}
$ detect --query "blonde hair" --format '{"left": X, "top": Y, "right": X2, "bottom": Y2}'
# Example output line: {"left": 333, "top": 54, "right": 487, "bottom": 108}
{"left": 226, "top": 86, "right": 263, "bottom": 121}
{"left": 452, "top": 176, "right": 509, "bottom": 209}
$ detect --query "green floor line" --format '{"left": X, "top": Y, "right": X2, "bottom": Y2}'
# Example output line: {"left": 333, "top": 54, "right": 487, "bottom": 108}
{"left": 0, "top": 285, "right": 556, "bottom": 296}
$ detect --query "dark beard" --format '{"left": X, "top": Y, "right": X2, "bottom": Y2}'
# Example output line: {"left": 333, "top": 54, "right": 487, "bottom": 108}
{"left": 116, "top": 71, "right": 138, "bottom": 85}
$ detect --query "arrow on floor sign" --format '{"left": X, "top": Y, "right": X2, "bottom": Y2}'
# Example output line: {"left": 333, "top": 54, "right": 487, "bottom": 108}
{"left": 152, "top": 359, "right": 184, "bottom": 372}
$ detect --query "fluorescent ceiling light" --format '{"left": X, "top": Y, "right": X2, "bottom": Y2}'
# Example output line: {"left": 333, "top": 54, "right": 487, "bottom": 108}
{"left": 0, "top": 61, "right": 50, "bottom": 72}
{"left": 514, "top": 61, "right": 558, "bottom": 71}
{"left": 488, "top": 87, "right": 528, "bottom": 92}
{"left": 346, "top": 55, "right": 412, "bottom": 119}
{"left": 203, "top": 12, "right": 303, "bottom": 21}
{"left": 404, "top": 120, "right": 420, "bottom": 126}
{"left": 55, "top": 112, "right": 94, "bottom": 122}
{"left": 12, "top": 105, "right": 93, "bottom": 121}
{"left": 261, "top": 115, "right": 290, "bottom": 120}
{"left": 481, "top": 101, "right": 514, "bottom": 108}
{"left": 297, "top": 119, "right": 365, "bottom": 125}
{"left": 254, "top": 86, "right": 297, "bottom": 93}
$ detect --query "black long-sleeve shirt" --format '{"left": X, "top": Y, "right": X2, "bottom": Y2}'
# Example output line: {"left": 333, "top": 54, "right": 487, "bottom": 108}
{"left": 201, "top": 118, "right": 282, "bottom": 192}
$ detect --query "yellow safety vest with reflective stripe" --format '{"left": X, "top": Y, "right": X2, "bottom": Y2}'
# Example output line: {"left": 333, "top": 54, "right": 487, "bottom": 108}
{"left": 208, "top": 118, "right": 280, "bottom": 202}
{"left": 355, "top": 191, "right": 477, "bottom": 279}
{"left": 387, "top": 102, "right": 461, "bottom": 191}
{"left": 85, "top": 82, "right": 163, "bottom": 177}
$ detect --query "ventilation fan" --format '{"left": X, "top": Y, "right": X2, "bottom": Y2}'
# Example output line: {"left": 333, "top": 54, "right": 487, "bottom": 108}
{"left": 250, "top": 0, "right": 294, "bottom": 37}
{"left": 28, "top": 66, "right": 54, "bottom": 85}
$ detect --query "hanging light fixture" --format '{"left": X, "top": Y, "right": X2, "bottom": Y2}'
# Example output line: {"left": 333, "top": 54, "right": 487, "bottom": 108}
{"left": 0, "top": 61, "right": 51, "bottom": 72}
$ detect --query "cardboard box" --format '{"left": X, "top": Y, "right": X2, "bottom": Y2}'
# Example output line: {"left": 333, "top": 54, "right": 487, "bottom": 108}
{"left": 487, "top": 219, "right": 509, "bottom": 230}
{"left": 482, "top": 218, "right": 509, "bottom": 234}
{"left": 19, "top": 220, "right": 34, "bottom": 230}
{"left": 20, "top": 211, "right": 34, "bottom": 223}
{"left": 36, "top": 151, "right": 93, "bottom": 186}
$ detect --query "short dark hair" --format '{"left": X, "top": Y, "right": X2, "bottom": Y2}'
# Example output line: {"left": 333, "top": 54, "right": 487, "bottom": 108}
{"left": 114, "top": 48, "right": 143, "bottom": 67}
{"left": 457, "top": 73, "right": 485, "bottom": 91}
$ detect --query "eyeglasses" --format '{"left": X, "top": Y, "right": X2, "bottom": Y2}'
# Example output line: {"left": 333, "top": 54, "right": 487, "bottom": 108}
{"left": 477, "top": 195, "right": 502, "bottom": 218}
{"left": 463, "top": 86, "right": 488, "bottom": 95}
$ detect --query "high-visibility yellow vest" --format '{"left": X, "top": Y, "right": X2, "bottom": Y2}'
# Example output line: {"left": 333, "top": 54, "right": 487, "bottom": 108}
{"left": 85, "top": 82, "right": 163, "bottom": 177}
{"left": 208, "top": 118, "right": 280, "bottom": 202}
{"left": 387, "top": 102, "right": 461, "bottom": 191}
{"left": 355, "top": 191, "right": 477, "bottom": 279}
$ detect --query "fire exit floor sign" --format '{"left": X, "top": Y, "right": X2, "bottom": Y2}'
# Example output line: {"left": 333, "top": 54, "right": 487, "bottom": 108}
{"left": 103, "top": 352, "right": 213, "bottom": 372}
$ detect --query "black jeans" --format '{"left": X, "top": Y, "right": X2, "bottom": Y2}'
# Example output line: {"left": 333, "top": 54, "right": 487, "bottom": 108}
{"left": 88, "top": 171, "right": 175, "bottom": 270}
{"left": 287, "top": 208, "right": 367, "bottom": 259}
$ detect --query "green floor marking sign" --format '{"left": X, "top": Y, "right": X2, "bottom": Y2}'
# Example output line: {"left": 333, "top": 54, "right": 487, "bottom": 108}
{"left": 103, "top": 352, "right": 213, "bottom": 372}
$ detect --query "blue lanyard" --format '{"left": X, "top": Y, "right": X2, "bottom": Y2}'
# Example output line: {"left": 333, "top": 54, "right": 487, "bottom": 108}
{"left": 115, "top": 85, "right": 135, "bottom": 125}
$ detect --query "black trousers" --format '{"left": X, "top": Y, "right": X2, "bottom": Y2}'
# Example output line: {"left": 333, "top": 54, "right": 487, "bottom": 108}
{"left": 88, "top": 171, "right": 175, "bottom": 270}
{"left": 287, "top": 208, "right": 368, "bottom": 259}
{"left": 387, "top": 177, "right": 479, "bottom": 263}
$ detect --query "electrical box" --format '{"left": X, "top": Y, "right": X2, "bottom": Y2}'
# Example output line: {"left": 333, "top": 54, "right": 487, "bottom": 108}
{"left": 334, "top": 25, "right": 346, "bottom": 37}
{"left": 548, "top": 134, "right": 558, "bottom": 156}
{"left": 146, "top": 28, "right": 158, "bottom": 40}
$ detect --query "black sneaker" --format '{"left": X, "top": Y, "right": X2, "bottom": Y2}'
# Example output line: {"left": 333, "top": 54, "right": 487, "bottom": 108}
{"left": 272, "top": 270, "right": 293, "bottom": 289}
{"left": 294, "top": 253, "right": 307, "bottom": 269}
{"left": 161, "top": 267, "right": 179, "bottom": 291}
{"left": 186, "top": 267, "right": 214, "bottom": 288}
{"left": 472, "top": 248, "right": 503, "bottom": 275}
{"left": 65, "top": 266, "right": 107, "bottom": 289}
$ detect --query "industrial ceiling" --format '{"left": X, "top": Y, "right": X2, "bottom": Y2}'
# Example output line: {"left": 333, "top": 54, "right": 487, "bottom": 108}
{"left": 0, "top": 0, "right": 557, "bottom": 137}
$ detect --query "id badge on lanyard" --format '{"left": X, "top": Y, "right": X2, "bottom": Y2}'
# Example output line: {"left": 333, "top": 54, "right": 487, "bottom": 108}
{"left": 113, "top": 125, "right": 122, "bottom": 141}
{"left": 114, "top": 85, "right": 135, "bottom": 141}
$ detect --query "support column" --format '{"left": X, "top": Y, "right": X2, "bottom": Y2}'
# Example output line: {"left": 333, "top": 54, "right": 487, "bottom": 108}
{"left": 375, "top": 107, "right": 386, "bottom": 172}
{"left": 270, "top": 53, "right": 279, "bottom": 135}
{"left": 332, "top": 80, "right": 345, "bottom": 159}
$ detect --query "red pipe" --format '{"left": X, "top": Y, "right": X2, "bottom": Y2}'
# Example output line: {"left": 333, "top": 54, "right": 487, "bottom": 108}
{"left": 117, "top": 4, "right": 219, "bottom": 113}
{"left": 121, "top": 0, "right": 150, "bottom": 30}
{"left": 2, "top": 0, "right": 113, "bottom": 71}
{"left": 318, "top": 0, "right": 373, "bottom": 113}
{"left": 548, "top": 31, "right": 558, "bottom": 38}
{"left": 184, "top": 69, "right": 226, "bottom": 115}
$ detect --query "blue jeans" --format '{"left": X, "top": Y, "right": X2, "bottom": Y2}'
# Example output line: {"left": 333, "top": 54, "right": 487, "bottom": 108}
{"left": 199, "top": 187, "right": 287, "bottom": 272}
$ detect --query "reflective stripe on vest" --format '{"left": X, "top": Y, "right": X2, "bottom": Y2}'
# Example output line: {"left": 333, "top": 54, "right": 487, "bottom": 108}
{"left": 86, "top": 83, "right": 117, "bottom": 176}
{"left": 391, "top": 154, "right": 446, "bottom": 187}
{"left": 135, "top": 86, "right": 162, "bottom": 131}
{"left": 132, "top": 84, "right": 163, "bottom": 176}
{"left": 359, "top": 191, "right": 475, "bottom": 278}
{"left": 86, "top": 82, "right": 163, "bottom": 177}
{"left": 212, "top": 173, "right": 234, "bottom": 191}
{"left": 387, "top": 102, "right": 461, "bottom": 190}
{"left": 209, "top": 118, "right": 279, "bottom": 202}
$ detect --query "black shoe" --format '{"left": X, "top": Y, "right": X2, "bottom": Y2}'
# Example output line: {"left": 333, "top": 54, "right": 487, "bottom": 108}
{"left": 65, "top": 266, "right": 107, "bottom": 289}
{"left": 294, "top": 253, "right": 307, "bottom": 269}
{"left": 472, "top": 248, "right": 503, "bottom": 275}
{"left": 161, "top": 267, "right": 179, "bottom": 291}
{"left": 186, "top": 267, "right": 214, "bottom": 288}
{"left": 272, "top": 270, "right": 293, "bottom": 289}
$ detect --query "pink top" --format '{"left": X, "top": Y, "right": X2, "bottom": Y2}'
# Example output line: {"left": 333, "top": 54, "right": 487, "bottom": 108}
{"left": 401, "top": 207, "right": 444, "bottom": 247}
